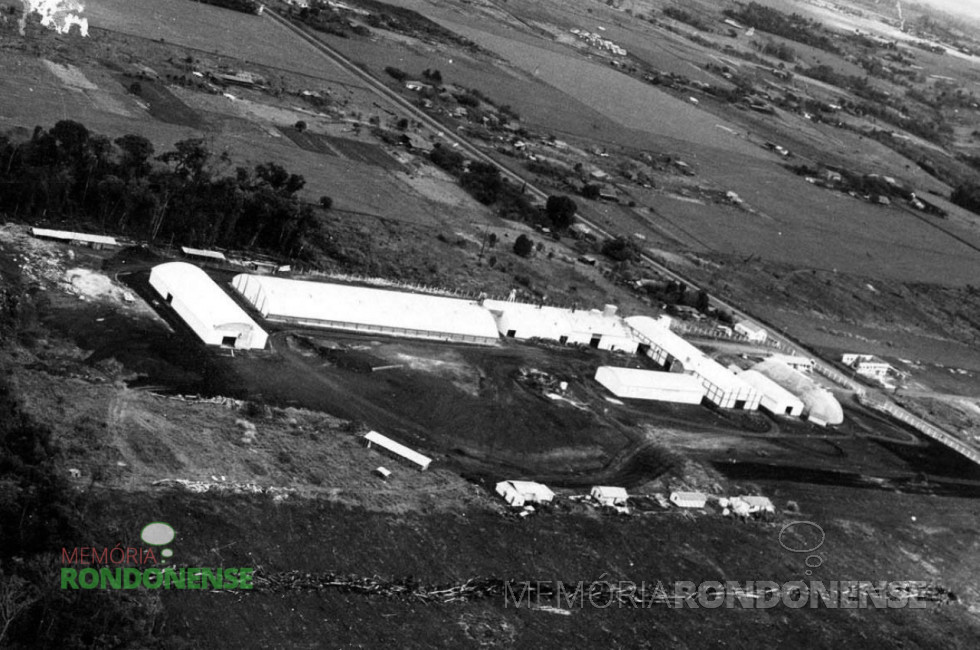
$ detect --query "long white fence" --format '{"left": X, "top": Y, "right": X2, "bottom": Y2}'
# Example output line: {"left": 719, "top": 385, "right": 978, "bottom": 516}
{"left": 858, "top": 394, "right": 980, "bottom": 465}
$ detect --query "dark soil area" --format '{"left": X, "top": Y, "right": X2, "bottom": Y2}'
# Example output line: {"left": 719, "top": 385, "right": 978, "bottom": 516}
{"left": 74, "top": 486, "right": 980, "bottom": 649}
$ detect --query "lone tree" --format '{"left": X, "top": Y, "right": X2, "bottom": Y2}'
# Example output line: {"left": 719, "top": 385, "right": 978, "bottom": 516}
{"left": 600, "top": 236, "right": 638, "bottom": 262}
{"left": 545, "top": 195, "right": 578, "bottom": 229}
{"left": 513, "top": 234, "right": 534, "bottom": 257}
{"left": 319, "top": 196, "right": 333, "bottom": 210}
{"left": 294, "top": 120, "right": 308, "bottom": 132}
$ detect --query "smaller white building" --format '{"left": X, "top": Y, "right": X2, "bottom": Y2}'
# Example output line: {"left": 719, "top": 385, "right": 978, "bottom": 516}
{"left": 842, "top": 354, "right": 893, "bottom": 379}
{"left": 363, "top": 431, "right": 432, "bottom": 471}
{"left": 737, "top": 370, "right": 805, "bottom": 417}
{"left": 734, "top": 321, "right": 768, "bottom": 343}
{"left": 669, "top": 491, "right": 707, "bottom": 509}
{"left": 595, "top": 366, "right": 705, "bottom": 404}
{"left": 496, "top": 481, "right": 555, "bottom": 507}
{"left": 769, "top": 354, "right": 814, "bottom": 373}
{"left": 590, "top": 486, "right": 629, "bottom": 507}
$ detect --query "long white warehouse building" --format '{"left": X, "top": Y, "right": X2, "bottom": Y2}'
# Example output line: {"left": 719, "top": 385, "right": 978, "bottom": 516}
{"left": 149, "top": 262, "right": 268, "bottom": 350}
{"left": 232, "top": 275, "right": 500, "bottom": 345}
{"left": 625, "top": 316, "right": 760, "bottom": 410}
{"left": 595, "top": 366, "right": 705, "bottom": 404}
{"left": 482, "top": 301, "right": 637, "bottom": 352}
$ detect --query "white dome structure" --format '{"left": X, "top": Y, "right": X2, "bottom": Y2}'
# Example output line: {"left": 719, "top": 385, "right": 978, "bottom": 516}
{"left": 751, "top": 359, "right": 843, "bottom": 425}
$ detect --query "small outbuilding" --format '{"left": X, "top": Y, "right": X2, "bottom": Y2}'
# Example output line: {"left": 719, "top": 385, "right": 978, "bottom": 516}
{"left": 669, "top": 491, "right": 707, "bottom": 509}
{"left": 590, "top": 486, "right": 629, "bottom": 507}
{"left": 495, "top": 480, "right": 555, "bottom": 507}
{"left": 734, "top": 321, "right": 768, "bottom": 343}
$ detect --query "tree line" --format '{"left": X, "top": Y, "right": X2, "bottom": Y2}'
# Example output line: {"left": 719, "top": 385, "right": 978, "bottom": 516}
{"left": 0, "top": 121, "right": 324, "bottom": 259}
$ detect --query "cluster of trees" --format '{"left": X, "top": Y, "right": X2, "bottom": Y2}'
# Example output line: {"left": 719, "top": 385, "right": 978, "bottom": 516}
{"left": 428, "top": 145, "right": 536, "bottom": 223}
{"left": 0, "top": 121, "right": 323, "bottom": 258}
{"left": 724, "top": 2, "right": 841, "bottom": 54}
{"left": 662, "top": 7, "right": 711, "bottom": 32}
{"left": 951, "top": 183, "right": 980, "bottom": 215}
{"left": 600, "top": 236, "right": 640, "bottom": 262}
{"left": 384, "top": 66, "right": 409, "bottom": 82}
{"left": 758, "top": 39, "right": 797, "bottom": 62}
{"left": 192, "top": 0, "right": 262, "bottom": 14}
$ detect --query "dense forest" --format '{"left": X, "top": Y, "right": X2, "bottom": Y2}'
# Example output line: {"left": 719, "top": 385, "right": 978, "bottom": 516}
{"left": 0, "top": 121, "right": 324, "bottom": 260}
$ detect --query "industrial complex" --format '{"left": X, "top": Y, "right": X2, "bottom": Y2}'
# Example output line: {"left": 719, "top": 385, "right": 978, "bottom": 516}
{"left": 150, "top": 263, "right": 843, "bottom": 426}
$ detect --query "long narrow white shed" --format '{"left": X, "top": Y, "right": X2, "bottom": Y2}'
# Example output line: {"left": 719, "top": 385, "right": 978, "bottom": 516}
{"left": 595, "top": 366, "right": 705, "bottom": 404}
{"left": 149, "top": 262, "right": 267, "bottom": 349}
{"left": 363, "top": 431, "right": 432, "bottom": 471}
{"left": 232, "top": 275, "right": 499, "bottom": 345}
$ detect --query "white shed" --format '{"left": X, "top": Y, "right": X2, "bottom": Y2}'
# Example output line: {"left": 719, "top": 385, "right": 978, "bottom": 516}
{"left": 734, "top": 321, "right": 768, "bottom": 343}
{"left": 595, "top": 366, "right": 705, "bottom": 404}
{"left": 495, "top": 480, "right": 555, "bottom": 507}
{"left": 590, "top": 486, "right": 629, "bottom": 506}
{"left": 752, "top": 359, "right": 843, "bottom": 425}
{"left": 148, "top": 262, "right": 268, "bottom": 350}
{"left": 669, "top": 491, "right": 707, "bottom": 508}
{"left": 737, "top": 370, "right": 805, "bottom": 417}
{"left": 363, "top": 431, "right": 432, "bottom": 471}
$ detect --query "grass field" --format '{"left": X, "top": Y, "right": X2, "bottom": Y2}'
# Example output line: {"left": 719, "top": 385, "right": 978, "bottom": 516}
{"left": 85, "top": 0, "right": 368, "bottom": 87}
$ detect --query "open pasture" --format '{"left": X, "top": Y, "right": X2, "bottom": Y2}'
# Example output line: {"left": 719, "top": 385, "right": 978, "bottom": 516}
{"left": 85, "top": 0, "right": 368, "bottom": 87}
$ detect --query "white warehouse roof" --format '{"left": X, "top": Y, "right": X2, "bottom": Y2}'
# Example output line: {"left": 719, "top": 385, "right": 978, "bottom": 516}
{"left": 232, "top": 275, "right": 499, "bottom": 344}
{"left": 496, "top": 480, "right": 555, "bottom": 507}
{"left": 670, "top": 491, "right": 707, "bottom": 508}
{"left": 738, "top": 370, "right": 804, "bottom": 417}
{"left": 31, "top": 227, "right": 119, "bottom": 247}
{"left": 595, "top": 366, "right": 705, "bottom": 404}
{"left": 149, "top": 262, "right": 267, "bottom": 350}
{"left": 625, "top": 316, "right": 704, "bottom": 371}
{"left": 483, "top": 301, "right": 637, "bottom": 352}
{"left": 363, "top": 431, "right": 432, "bottom": 470}
{"left": 752, "top": 359, "right": 843, "bottom": 425}
{"left": 181, "top": 246, "right": 227, "bottom": 262}
{"left": 591, "top": 486, "right": 629, "bottom": 504}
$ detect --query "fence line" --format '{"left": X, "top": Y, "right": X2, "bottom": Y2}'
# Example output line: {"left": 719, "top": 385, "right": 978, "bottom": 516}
{"left": 858, "top": 394, "right": 980, "bottom": 465}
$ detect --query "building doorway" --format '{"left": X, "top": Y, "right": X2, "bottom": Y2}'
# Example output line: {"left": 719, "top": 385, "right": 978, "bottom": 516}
{"left": 221, "top": 336, "right": 237, "bottom": 348}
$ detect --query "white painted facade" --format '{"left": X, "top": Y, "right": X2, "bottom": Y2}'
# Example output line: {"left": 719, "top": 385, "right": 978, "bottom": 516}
{"left": 595, "top": 366, "right": 705, "bottom": 404}
{"left": 495, "top": 481, "right": 555, "bottom": 507}
{"left": 149, "top": 262, "right": 267, "bottom": 350}
{"left": 737, "top": 370, "right": 805, "bottom": 417}
{"left": 625, "top": 317, "right": 760, "bottom": 410}
{"left": 232, "top": 275, "right": 499, "bottom": 345}
{"left": 483, "top": 301, "right": 637, "bottom": 353}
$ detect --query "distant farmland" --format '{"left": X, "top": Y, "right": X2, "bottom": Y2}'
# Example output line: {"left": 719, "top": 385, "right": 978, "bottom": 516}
{"left": 85, "top": 0, "right": 367, "bottom": 86}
